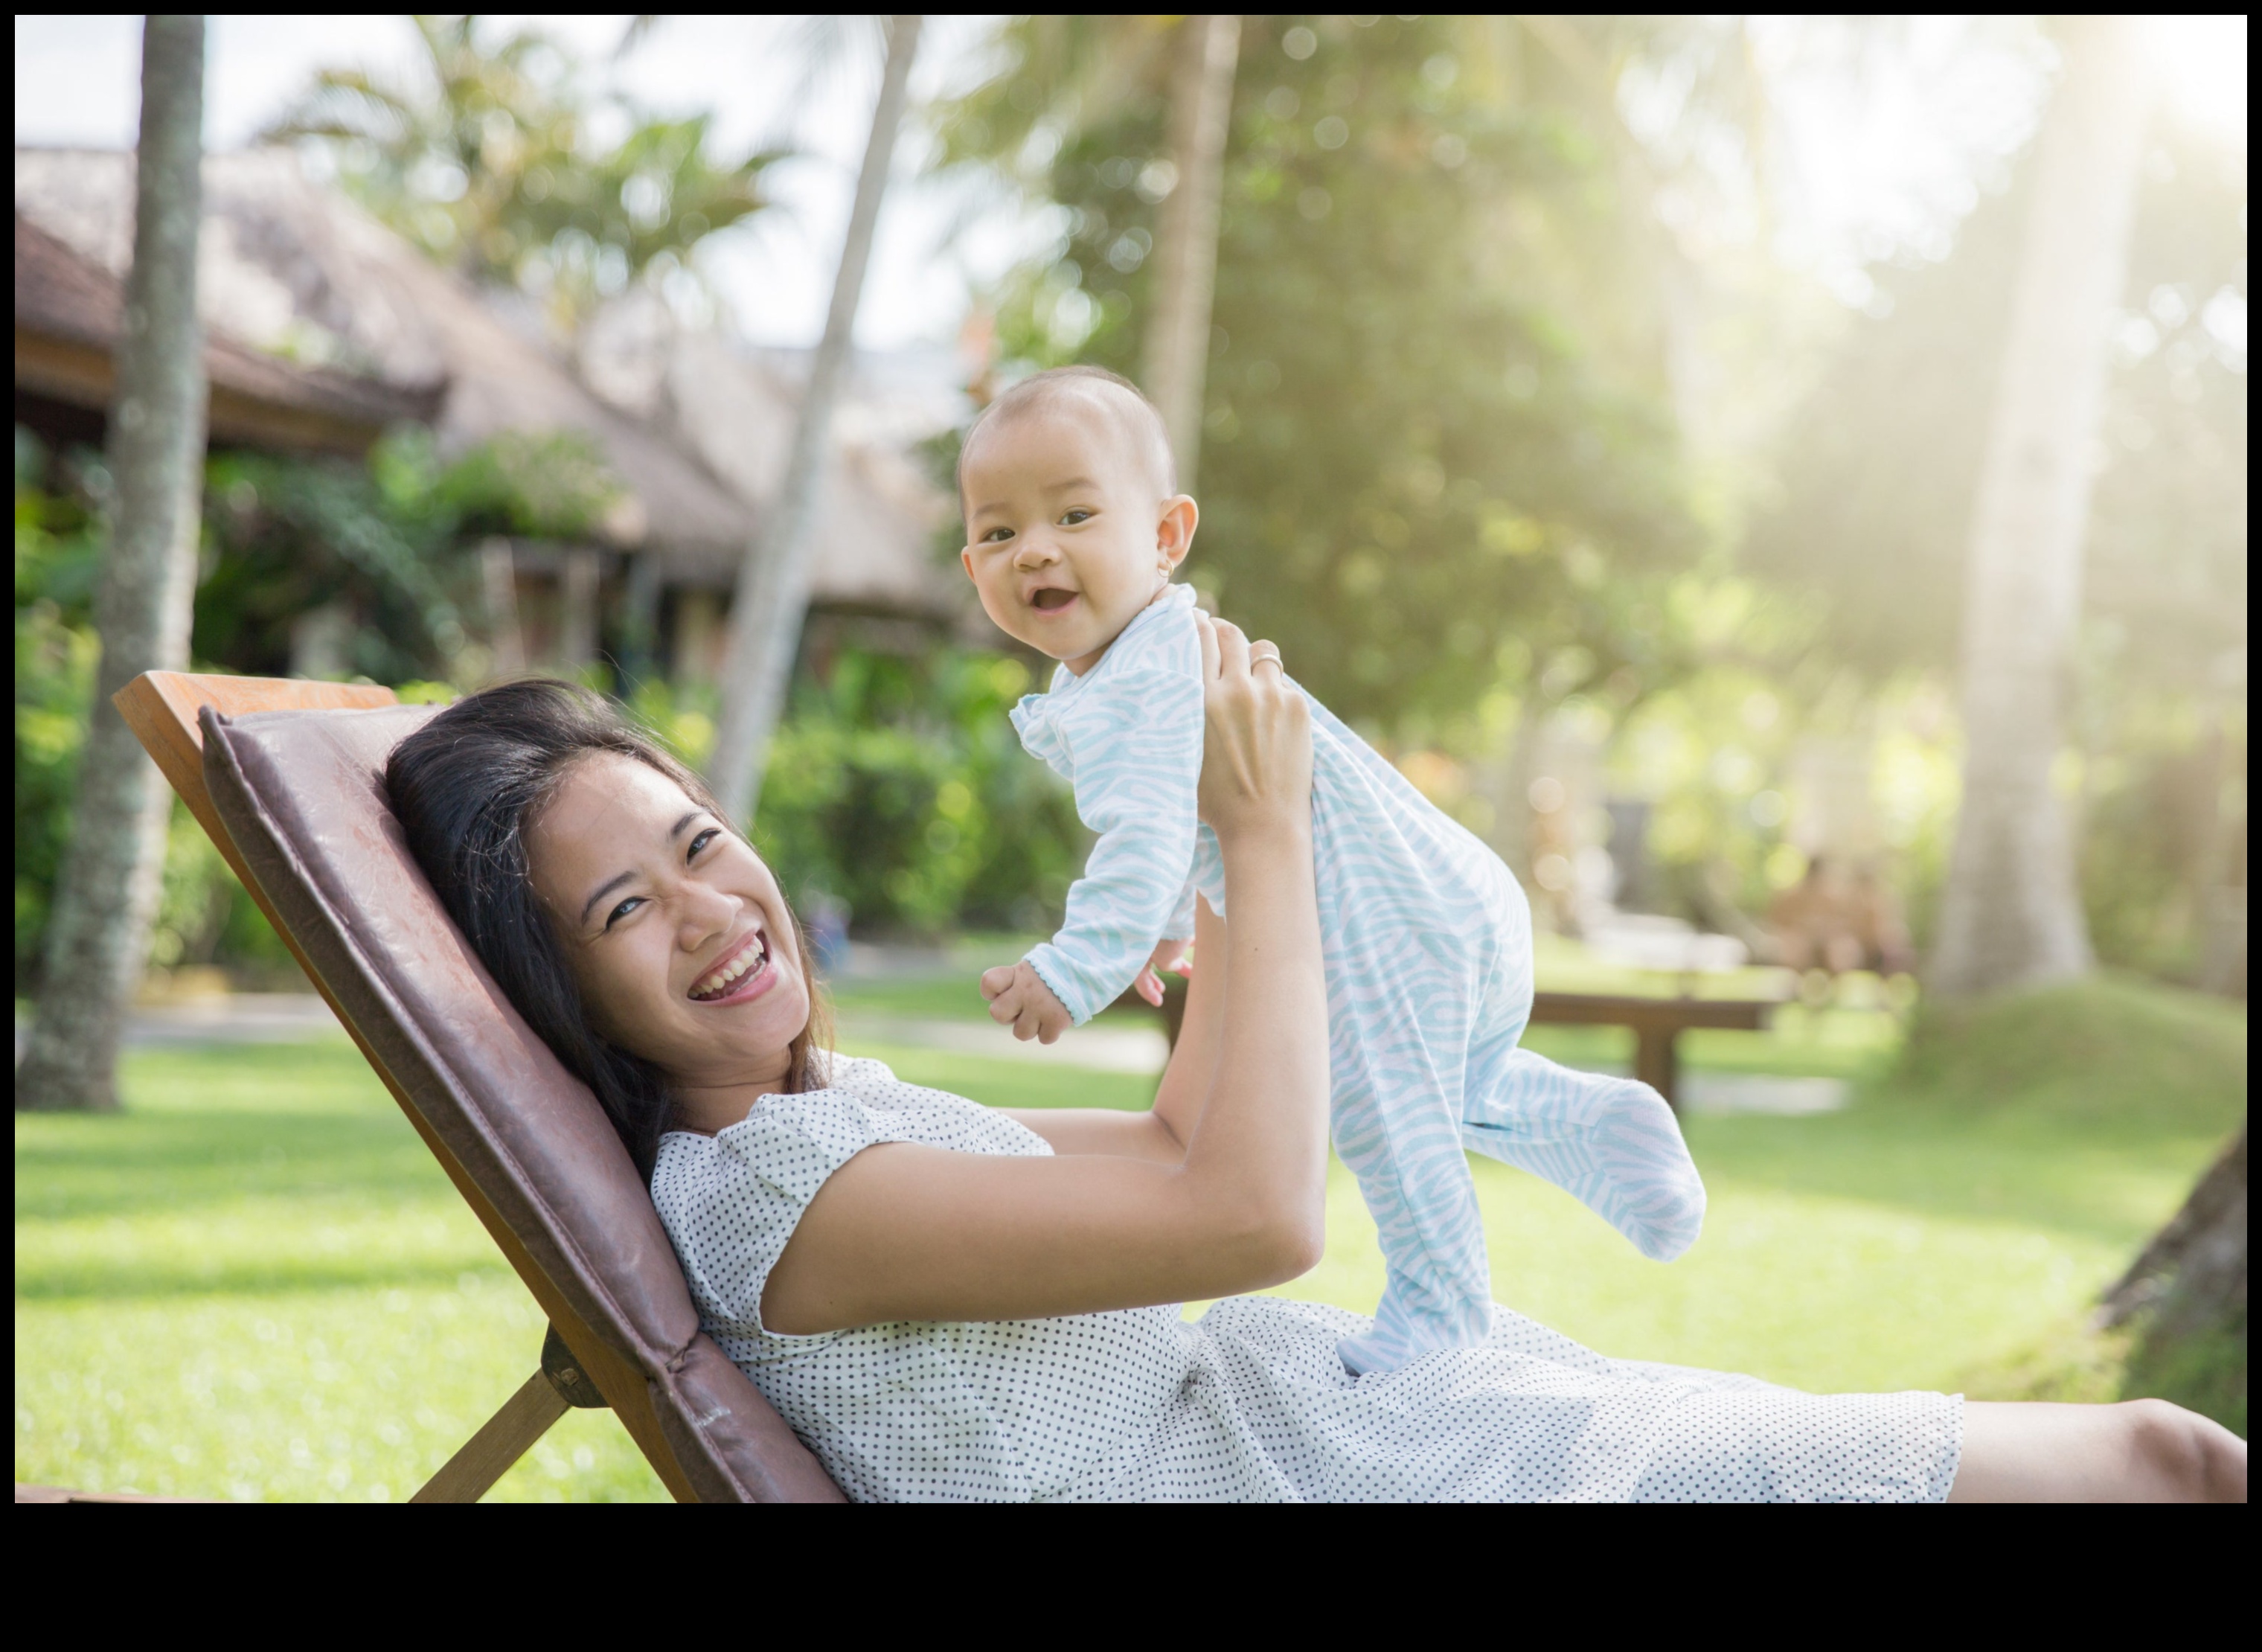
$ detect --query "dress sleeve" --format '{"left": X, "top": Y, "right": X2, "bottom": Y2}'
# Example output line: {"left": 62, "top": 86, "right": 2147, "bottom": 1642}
{"left": 657, "top": 1086, "right": 920, "bottom": 1345}
{"left": 1022, "top": 665, "right": 1204, "bottom": 1024}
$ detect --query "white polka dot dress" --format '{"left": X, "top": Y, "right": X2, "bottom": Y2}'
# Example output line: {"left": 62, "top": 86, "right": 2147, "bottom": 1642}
{"left": 652, "top": 1057, "right": 1963, "bottom": 1503}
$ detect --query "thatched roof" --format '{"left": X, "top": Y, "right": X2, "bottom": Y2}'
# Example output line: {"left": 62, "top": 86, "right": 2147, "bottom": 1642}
{"left": 16, "top": 211, "right": 439, "bottom": 454}
{"left": 14, "top": 147, "right": 977, "bottom": 627}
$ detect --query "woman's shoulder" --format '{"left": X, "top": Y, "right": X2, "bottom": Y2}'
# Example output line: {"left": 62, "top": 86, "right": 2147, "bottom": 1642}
{"left": 811, "top": 1053, "right": 1051, "bottom": 1155}
{"left": 649, "top": 1054, "right": 1051, "bottom": 1339}
{"left": 653, "top": 1054, "right": 1049, "bottom": 1208}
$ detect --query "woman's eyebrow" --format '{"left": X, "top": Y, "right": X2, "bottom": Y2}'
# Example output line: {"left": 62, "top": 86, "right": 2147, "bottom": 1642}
{"left": 579, "top": 812, "right": 705, "bottom": 925}
{"left": 580, "top": 870, "right": 636, "bottom": 927}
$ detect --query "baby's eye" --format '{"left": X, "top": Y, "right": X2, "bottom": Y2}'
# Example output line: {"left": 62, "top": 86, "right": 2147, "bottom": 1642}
{"left": 687, "top": 827, "right": 721, "bottom": 861}
{"left": 981, "top": 525, "right": 1015, "bottom": 544}
{"left": 1060, "top": 508, "right": 1093, "bottom": 525}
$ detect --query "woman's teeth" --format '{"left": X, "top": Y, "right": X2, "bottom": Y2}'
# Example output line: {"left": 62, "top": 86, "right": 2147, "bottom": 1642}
{"left": 690, "top": 934, "right": 768, "bottom": 1000}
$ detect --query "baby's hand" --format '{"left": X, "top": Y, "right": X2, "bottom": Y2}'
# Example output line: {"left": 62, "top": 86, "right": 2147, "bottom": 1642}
{"left": 981, "top": 961, "right": 1074, "bottom": 1044}
{"left": 1134, "top": 937, "right": 1193, "bottom": 1007}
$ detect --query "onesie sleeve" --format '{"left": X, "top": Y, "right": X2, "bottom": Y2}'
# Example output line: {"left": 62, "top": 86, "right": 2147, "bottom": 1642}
{"left": 1022, "top": 665, "right": 1204, "bottom": 1024}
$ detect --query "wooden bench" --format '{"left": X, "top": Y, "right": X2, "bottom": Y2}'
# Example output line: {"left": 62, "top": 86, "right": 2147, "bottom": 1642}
{"left": 1120, "top": 979, "right": 1772, "bottom": 1112}
{"left": 1528, "top": 990, "right": 1778, "bottom": 1110}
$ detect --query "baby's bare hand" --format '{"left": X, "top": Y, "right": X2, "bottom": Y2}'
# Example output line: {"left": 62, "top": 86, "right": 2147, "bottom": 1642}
{"left": 983, "top": 961, "right": 1073, "bottom": 1043}
{"left": 1135, "top": 937, "right": 1191, "bottom": 1005}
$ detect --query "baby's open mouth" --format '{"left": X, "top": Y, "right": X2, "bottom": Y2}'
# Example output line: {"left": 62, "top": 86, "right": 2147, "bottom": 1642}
{"left": 688, "top": 928, "right": 770, "bottom": 1002}
{"left": 1030, "top": 587, "right": 1077, "bottom": 612}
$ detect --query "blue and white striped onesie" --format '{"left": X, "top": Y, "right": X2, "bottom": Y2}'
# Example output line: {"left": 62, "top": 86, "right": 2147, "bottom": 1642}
{"left": 1013, "top": 584, "right": 1706, "bottom": 1374}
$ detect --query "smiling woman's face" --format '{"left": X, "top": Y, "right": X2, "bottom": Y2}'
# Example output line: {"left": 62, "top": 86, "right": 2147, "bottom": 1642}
{"left": 525, "top": 751, "right": 809, "bottom": 1095}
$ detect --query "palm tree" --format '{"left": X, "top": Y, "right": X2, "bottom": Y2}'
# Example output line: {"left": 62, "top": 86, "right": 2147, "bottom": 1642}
{"left": 705, "top": 15, "right": 923, "bottom": 827}
{"left": 18, "top": 15, "right": 209, "bottom": 1113}
{"left": 267, "top": 15, "right": 777, "bottom": 333}
{"left": 1929, "top": 16, "right": 2150, "bottom": 997}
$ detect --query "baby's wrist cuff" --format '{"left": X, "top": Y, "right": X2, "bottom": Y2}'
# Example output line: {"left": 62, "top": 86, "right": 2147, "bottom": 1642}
{"left": 1021, "top": 946, "right": 1096, "bottom": 1027}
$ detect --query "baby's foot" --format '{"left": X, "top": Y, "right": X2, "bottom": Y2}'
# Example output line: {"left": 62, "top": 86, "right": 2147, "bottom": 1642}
{"left": 1338, "top": 1281, "right": 1493, "bottom": 1377}
{"left": 1461, "top": 1050, "right": 1705, "bottom": 1263}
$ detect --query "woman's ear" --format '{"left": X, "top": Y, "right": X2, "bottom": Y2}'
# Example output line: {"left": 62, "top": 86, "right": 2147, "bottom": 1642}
{"left": 1156, "top": 494, "right": 1199, "bottom": 574}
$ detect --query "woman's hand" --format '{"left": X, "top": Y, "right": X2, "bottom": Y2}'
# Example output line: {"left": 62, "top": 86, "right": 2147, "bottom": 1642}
{"left": 1194, "top": 614, "right": 1312, "bottom": 842}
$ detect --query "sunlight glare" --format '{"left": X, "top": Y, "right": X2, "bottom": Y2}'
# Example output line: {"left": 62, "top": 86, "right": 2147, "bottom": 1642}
{"left": 2145, "top": 15, "right": 2249, "bottom": 141}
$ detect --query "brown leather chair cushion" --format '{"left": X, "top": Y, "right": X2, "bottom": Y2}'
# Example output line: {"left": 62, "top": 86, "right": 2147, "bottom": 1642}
{"left": 201, "top": 702, "right": 844, "bottom": 1502}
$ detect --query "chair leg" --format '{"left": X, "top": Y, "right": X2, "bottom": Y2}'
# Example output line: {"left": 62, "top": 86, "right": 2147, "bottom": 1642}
{"left": 410, "top": 1371, "right": 569, "bottom": 1504}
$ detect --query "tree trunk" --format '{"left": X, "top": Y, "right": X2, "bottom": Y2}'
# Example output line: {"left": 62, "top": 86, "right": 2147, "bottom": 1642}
{"left": 706, "top": 15, "right": 922, "bottom": 827}
{"left": 2099, "top": 1124, "right": 2246, "bottom": 1339}
{"left": 1929, "top": 17, "right": 2148, "bottom": 999}
{"left": 1139, "top": 13, "right": 1240, "bottom": 493}
{"left": 2100, "top": 1125, "right": 2246, "bottom": 1427}
{"left": 17, "top": 16, "right": 208, "bottom": 1114}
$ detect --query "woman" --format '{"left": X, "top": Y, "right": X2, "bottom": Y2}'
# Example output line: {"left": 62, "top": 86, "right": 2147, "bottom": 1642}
{"left": 388, "top": 621, "right": 2243, "bottom": 1502}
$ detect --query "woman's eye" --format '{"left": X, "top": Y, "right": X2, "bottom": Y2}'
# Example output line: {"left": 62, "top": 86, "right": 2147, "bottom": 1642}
{"left": 604, "top": 896, "right": 644, "bottom": 930}
{"left": 688, "top": 827, "right": 721, "bottom": 860}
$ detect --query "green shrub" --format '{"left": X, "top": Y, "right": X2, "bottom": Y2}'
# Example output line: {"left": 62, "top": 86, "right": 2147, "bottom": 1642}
{"left": 15, "top": 457, "right": 102, "bottom": 990}
{"left": 16, "top": 424, "right": 620, "bottom": 990}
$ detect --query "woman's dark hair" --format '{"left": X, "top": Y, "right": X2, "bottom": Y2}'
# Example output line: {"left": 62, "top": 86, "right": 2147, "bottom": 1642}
{"left": 385, "top": 678, "right": 829, "bottom": 1175}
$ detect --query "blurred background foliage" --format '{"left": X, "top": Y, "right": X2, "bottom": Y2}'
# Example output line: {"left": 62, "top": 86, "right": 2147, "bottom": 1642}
{"left": 15, "top": 13, "right": 2246, "bottom": 993}
{"left": 942, "top": 13, "right": 1701, "bottom": 730}
{"left": 16, "top": 422, "right": 641, "bottom": 990}
{"left": 264, "top": 13, "right": 778, "bottom": 333}
{"left": 630, "top": 647, "right": 1084, "bottom": 938}
{"left": 935, "top": 12, "right": 2244, "bottom": 990}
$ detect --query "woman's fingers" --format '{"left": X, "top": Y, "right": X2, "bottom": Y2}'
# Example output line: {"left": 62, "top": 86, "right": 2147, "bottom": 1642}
{"left": 1210, "top": 615, "right": 1252, "bottom": 682}
{"left": 1196, "top": 618, "right": 1312, "bottom": 833}
{"left": 1195, "top": 611, "right": 1284, "bottom": 684}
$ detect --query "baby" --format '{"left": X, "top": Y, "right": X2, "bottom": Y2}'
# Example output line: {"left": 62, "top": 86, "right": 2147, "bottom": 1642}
{"left": 958, "top": 365, "right": 1705, "bottom": 1374}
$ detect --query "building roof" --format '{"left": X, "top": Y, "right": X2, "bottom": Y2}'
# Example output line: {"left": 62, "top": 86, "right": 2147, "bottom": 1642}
{"left": 15, "top": 147, "right": 978, "bottom": 626}
{"left": 16, "top": 211, "right": 439, "bottom": 455}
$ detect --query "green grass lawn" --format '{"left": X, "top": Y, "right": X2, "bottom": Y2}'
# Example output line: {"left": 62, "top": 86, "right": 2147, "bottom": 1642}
{"left": 15, "top": 976, "right": 2244, "bottom": 1499}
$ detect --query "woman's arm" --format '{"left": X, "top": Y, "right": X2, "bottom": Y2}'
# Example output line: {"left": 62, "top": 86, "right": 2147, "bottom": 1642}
{"left": 1005, "top": 891, "right": 1228, "bottom": 1163}
{"left": 763, "top": 618, "right": 1326, "bottom": 1333}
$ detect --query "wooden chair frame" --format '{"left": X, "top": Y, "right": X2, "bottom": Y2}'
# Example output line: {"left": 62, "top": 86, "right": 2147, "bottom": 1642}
{"left": 118, "top": 671, "right": 688, "bottom": 1502}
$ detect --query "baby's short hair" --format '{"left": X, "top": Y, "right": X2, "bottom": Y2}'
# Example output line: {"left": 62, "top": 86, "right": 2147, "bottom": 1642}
{"left": 958, "top": 364, "right": 1177, "bottom": 506}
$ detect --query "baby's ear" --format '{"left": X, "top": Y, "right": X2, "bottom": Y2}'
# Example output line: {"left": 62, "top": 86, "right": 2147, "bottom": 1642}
{"left": 1156, "top": 493, "right": 1199, "bottom": 571}
{"left": 959, "top": 543, "right": 978, "bottom": 580}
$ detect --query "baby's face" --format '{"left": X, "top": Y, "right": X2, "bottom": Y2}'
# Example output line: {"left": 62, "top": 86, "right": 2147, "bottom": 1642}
{"left": 960, "top": 394, "right": 1185, "bottom": 674}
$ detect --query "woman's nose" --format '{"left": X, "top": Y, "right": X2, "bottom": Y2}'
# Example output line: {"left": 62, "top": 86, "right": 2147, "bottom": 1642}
{"left": 677, "top": 880, "right": 739, "bottom": 947}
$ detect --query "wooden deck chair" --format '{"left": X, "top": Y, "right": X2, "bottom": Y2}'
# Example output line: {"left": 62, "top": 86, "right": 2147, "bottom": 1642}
{"left": 118, "top": 671, "right": 845, "bottom": 1504}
